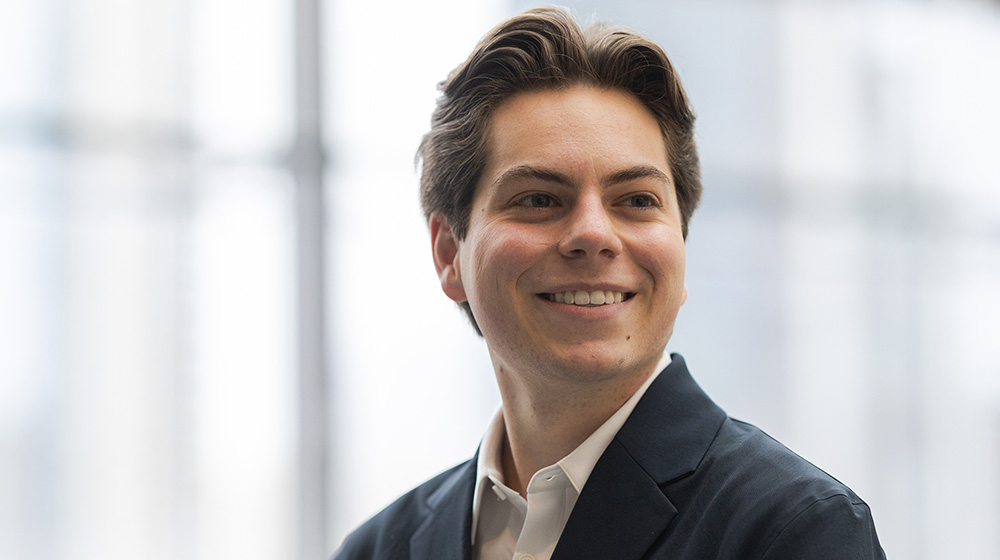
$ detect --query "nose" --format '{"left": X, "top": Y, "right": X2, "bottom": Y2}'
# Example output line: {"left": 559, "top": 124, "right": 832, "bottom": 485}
{"left": 557, "top": 194, "right": 623, "bottom": 259}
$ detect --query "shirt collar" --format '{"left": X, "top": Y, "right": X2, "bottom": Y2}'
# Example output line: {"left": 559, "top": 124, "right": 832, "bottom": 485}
{"left": 471, "top": 352, "right": 673, "bottom": 544}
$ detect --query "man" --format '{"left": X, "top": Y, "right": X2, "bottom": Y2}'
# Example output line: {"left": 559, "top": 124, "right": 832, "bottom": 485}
{"left": 334, "top": 7, "right": 885, "bottom": 560}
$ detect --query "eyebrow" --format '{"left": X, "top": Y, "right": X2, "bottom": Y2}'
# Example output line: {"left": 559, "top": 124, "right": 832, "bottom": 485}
{"left": 491, "top": 164, "right": 672, "bottom": 189}
{"left": 491, "top": 166, "right": 572, "bottom": 188}
{"left": 604, "top": 165, "right": 672, "bottom": 187}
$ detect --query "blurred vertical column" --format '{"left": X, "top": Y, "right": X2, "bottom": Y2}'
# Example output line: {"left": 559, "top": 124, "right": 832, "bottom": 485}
{"left": 292, "top": 0, "right": 328, "bottom": 557}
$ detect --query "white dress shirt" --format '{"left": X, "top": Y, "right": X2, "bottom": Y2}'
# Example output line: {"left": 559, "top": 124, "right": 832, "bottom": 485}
{"left": 471, "top": 353, "right": 673, "bottom": 560}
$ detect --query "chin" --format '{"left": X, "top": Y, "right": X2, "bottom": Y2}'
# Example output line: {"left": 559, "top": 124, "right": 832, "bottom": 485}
{"left": 543, "top": 342, "right": 650, "bottom": 383}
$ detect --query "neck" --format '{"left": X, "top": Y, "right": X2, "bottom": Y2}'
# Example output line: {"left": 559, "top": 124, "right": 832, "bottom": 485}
{"left": 493, "top": 357, "right": 657, "bottom": 496}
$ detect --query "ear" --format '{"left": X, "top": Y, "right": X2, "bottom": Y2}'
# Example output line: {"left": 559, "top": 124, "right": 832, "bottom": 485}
{"left": 430, "top": 214, "right": 468, "bottom": 303}
{"left": 681, "top": 284, "right": 688, "bottom": 306}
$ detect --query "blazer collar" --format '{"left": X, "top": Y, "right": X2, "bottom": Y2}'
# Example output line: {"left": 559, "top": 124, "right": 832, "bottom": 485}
{"left": 615, "top": 354, "right": 727, "bottom": 484}
{"left": 552, "top": 354, "right": 727, "bottom": 560}
{"left": 409, "top": 456, "right": 477, "bottom": 560}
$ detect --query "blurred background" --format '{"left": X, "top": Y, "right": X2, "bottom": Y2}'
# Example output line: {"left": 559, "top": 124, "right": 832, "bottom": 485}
{"left": 2, "top": 0, "right": 999, "bottom": 558}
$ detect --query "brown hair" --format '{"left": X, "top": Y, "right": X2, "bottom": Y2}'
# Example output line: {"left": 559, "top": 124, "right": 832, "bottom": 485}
{"left": 418, "top": 6, "right": 701, "bottom": 334}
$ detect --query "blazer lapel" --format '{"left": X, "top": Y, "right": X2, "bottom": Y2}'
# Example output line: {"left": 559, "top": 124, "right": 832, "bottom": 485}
{"left": 552, "top": 355, "right": 727, "bottom": 560}
{"left": 409, "top": 458, "right": 477, "bottom": 560}
{"left": 552, "top": 438, "right": 677, "bottom": 560}
{"left": 615, "top": 354, "right": 727, "bottom": 485}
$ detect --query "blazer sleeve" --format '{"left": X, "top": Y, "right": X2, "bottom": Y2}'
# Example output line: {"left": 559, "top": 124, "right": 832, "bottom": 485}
{"left": 758, "top": 494, "right": 887, "bottom": 560}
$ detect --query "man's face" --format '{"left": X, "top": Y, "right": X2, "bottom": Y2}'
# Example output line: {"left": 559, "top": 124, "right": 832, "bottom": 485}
{"left": 432, "top": 86, "right": 687, "bottom": 386}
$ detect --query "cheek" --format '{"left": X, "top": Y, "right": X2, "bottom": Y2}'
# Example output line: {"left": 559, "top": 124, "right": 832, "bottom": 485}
{"left": 632, "top": 224, "right": 685, "bottom": 268}
{"left": 468, "top": 224, "right": 549, "bottom": 290}
{"left": 631, "top": 228, "right": 687, "bottom": 301}
{"left": 462, "top": 225, "right": 550, "bottom": 341}
{"left": 640, "top": 234, "right": 686, "bottom": 338}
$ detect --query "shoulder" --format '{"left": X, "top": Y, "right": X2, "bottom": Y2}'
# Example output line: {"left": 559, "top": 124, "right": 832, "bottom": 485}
{"left": 331, "top": 460, "right": 473, "bottom": 560}
{"left": 669, "top": 418, "right": 885, "bottom": 559}
{"left": 709, "top": 417, "right": 864, "bottom": 505}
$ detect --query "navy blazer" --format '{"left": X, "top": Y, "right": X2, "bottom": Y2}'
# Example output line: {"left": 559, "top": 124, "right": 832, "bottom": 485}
{"left": 334, "top": 355, "right": 886, "bottom": 559}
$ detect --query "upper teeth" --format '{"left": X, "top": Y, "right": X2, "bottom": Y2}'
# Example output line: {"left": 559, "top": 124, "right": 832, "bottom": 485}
{"left": 548, "top": 290, "right": 625, "bottom": 306}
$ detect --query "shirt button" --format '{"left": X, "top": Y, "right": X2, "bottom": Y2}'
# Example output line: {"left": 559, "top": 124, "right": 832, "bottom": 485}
{"left": 517, "top": 555, "right": 534, "bottom": 560}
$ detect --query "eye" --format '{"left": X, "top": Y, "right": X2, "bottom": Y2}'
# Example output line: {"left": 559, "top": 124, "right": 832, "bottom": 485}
{"left": 517, "top": 193, "right": 557, "bottom": 208}
{"left": 620, "top": 194, "right": 659, "bottom": 208}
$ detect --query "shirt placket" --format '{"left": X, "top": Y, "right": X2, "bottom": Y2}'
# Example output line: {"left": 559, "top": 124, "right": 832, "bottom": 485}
{"left": 512, "top": 465, "right": 571, "bottom": 560}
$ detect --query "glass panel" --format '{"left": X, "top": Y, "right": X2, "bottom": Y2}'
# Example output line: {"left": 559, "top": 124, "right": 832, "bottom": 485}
{"left": 0, "top": 0, "right": 299, "bottom": 558}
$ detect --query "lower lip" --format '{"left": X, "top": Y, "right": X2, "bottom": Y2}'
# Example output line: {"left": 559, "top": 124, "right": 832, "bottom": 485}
{"left": 536, "top": 294, "right": 630, "bottom": 318}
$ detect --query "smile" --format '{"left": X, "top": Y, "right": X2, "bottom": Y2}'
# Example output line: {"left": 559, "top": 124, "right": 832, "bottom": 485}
{"left": 544, "top": 290, "right": 633, "bottom": 306}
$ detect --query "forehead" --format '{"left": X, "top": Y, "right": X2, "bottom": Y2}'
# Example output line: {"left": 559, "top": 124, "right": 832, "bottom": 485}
{"left": 482, "top": 86, "right": 671, "bottom": 181}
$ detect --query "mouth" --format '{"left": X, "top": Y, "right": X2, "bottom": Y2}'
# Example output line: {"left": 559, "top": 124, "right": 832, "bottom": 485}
{"left": 542, "top": 290, "right": 635, "bottom": 307}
